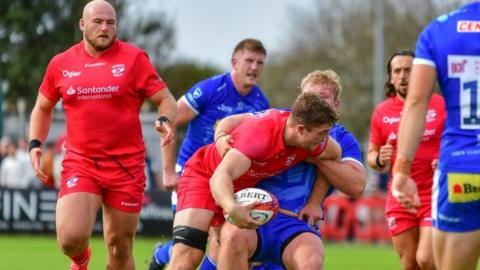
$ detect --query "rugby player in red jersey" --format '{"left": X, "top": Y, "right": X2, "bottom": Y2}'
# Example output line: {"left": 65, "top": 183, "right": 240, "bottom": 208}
{"left": 167, "top": 92, "right": 341, "bottom": 270}
{"left": 28, "top": 1, "right": 177, "bottom": 269}
{"left": 368, "top": 51, "right": 445, "bottom": 270}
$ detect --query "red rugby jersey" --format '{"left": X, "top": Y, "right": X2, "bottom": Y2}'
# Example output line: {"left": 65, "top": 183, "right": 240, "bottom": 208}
{"left": 39, "top": 39, "right": 167, "bottom": 157}
{"left": 185, "top": 109, "right": 327, "bottom": 191}
{"left": 369, "top": 93, "right": 446, "bottom": 192}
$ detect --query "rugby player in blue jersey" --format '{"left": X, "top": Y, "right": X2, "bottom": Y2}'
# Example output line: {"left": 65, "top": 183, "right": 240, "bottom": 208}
{"left": 392, "top": 2, "right": 480, "bottom": 270}
{"left": 207, "top": 70, "right": 366, "bottom": 270}
{"left": 148, "top": 39, "right": 269, "bottom": 270}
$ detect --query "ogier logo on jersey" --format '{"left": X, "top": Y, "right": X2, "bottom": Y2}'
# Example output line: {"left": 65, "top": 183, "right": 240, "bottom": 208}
{"left": 63, "top": 70, "right": 81, "bottom": 78}
{"left": 111, "top": 64, "right": 126, "bottom": 77}
{"left": 448, "top": 172, "right": 480, "bottom": 203}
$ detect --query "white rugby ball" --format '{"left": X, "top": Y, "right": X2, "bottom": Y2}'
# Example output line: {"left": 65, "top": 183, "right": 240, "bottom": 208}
{"left": 225, "top": 188, "right": 279, "bottom": 225}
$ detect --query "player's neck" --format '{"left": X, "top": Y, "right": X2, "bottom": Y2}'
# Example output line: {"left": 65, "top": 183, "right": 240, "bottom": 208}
{"left": 230, "top": 74, "right": 253, "bottom": 96}
{"left": 83, "top": 41, "right": 110, "bottom": 58}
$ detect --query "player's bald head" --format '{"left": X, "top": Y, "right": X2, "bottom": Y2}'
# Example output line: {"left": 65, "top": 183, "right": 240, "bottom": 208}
{"left": 82, "top": 0, "right": 116, "bottom": 20}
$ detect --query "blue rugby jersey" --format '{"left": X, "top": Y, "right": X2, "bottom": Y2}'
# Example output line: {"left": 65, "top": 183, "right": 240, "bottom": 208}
{"left": 176, "top": 72, "right": 269, "bottom": 172}
{"left": 415, "top": 2, "right": 480, "bottom": 172}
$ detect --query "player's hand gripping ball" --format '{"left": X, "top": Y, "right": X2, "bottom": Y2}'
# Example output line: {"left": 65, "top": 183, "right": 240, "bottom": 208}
{"left": 225, "top": 188, "right": 279, "bottom": 225}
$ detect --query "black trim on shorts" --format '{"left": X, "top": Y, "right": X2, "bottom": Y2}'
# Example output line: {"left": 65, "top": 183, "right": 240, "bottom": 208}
{"left": 111, "top": 156, "right": 135, "bottom": 179}
{"left": 279, "top": 230, "right": 320, "bottom": 269}
{"left": 249, "top": 229, "right": 263, "bottom": 262}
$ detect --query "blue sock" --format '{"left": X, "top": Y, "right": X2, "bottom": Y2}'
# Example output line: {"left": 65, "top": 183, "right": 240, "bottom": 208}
{"left": 199, "top": 255, "right": 217, "bottom": 270}
{"left": 154, "top": 240, "right": 173, "bottom": 265}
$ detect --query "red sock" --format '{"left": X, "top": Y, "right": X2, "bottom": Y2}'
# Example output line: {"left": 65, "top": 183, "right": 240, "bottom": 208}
{"left": 70, "top": 247, "right": 91, "bottom": 266}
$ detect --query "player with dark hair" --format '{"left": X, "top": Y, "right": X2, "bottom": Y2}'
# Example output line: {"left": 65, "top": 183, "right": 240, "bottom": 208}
{"left": 392, "top": 2, "right": 480, "bottom": 270}
{"left": 28, "top": 1, "right": 177, "bottom": 269}
{"left": 368, "top": 50, "right": 445, "bottom": 270}
{"left": 167, "top": 92, "right": 341, "bottom": 270}
{"left": 148, "top": 38, "right": 269, "bottom": 270}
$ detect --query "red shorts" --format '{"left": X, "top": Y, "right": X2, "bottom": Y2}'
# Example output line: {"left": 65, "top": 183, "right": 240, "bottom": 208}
{"left": 385, "top": 189, "right": 432, "bottom": 236}
{"left": 59, "top": 150, "right": 146, "bottom": 213}
{"left": 176, "top": 166, "right": 225, "bottom": 227}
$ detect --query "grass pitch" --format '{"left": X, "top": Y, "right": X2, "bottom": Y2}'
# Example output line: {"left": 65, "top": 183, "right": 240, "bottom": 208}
{"left": 0, "top": 235, "right": 402, "bottom": 269}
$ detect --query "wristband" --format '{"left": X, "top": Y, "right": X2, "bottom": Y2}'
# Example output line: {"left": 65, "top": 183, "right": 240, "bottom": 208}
{"left": 375, "top": 154, "right": 385, "bottom": 168}
{"left": 157, "top": 116, "right": 171, "bottom": 126}
{"left": 28, "top": 139, "right": 42, "bottom": 153}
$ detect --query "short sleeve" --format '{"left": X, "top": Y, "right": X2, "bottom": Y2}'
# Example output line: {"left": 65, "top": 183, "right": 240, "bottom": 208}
{"left": 339, "top": 131, "right": 364, "bottom": 164}
{"left": 135, "top": 52, "right": 167, "bottom": 97}
{"left": 414, "top": 22, "right": 437, "bottom": 68}
{"left": 369, "top": 107, "right": 384, "bottom": 146}
{"left": 39, "top": 58, "right": 61, "bottom": 103}
{"left": 182, "top": 81, "right": 215, "bottom": 114}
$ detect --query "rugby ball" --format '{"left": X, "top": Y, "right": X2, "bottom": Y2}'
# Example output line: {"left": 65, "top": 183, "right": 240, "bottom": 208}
{"left": 225, "top": 188, "right": 279, "bottom": 225}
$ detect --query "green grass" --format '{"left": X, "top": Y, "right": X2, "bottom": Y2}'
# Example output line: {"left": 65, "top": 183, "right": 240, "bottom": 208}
{"left": 0, "top": 235, "right": 401, "bottom": 270}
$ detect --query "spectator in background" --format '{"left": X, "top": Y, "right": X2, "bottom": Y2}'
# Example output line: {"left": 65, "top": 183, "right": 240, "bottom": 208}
{"left": 17, "top": 136, "right": 39, "bottom": 188}
{"left": 368, "top": 50, "right": 445, "bottom": 270}
{"left": 0, "top": 136, "right": 22, "bottom": 188}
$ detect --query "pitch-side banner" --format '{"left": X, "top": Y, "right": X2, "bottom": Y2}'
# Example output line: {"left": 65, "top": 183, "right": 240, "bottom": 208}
{"left": 0, "top": 188, "right": 173, "bottom": 236}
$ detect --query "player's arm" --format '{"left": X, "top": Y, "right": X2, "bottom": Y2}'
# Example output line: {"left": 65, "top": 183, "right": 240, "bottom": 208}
{"left": 316, "top": 136, "right": 342, "bottom": 161}
{"left": 299, "top": 170, "right": 330, "bottom": 225}
{"left": 210, "top": 149, "right": 262, "bottom": 229}
{"left": 150, "top": 87, "right": 177, "bottom": 147}
{"left": 214, "top": 113, "right": 251, "bottom": 156}
{"left": 158, "top": 98, "right": 197, "bottom": 191}
{"left": 392, "top": 64, "right": 436, "bottom": 208}
{"left": 312, "top": 159, "right": 366, "bottom": 198}
{"left": 29, "top": 93, "right": 56, "bottom": 183}
{"left": 300, "top": 136, "right": 342, "bottom": 223}
{"left": 367, "top": 141, "right": 393, "bottom": 172}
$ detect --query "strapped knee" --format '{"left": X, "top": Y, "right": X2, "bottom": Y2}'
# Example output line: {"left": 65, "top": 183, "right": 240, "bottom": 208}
{"left": 172, "top": 226, "right": 209, "bottom": 252}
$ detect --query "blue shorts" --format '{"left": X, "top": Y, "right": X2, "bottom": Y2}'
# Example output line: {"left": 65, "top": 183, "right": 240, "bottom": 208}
{"left": 252, "top": 262, "right": 284, "bottom": 270}
{"left": 251, "top": 213, "right": 320, "bottom": 266}
{"left": 432, "top": 169, "right": 480, "bottom": 232}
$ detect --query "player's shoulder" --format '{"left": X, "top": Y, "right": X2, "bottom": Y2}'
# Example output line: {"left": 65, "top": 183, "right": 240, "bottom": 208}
{"left": 431, "top": 92, "right": 445, "bottom": 102}
{"left": 373, "top": 97, "right": 397, "bottom": 113}
{"left": 195, "top": 72, "right": 229, "bottom": 91}
{"left": 330, "top": 123, "right": 359, "bottom": 143}
{"left": 426, "top": 3, "right": 475, "bottom": 30}
{"left": 116, "top": 40, "right": 149, "bottom": 58}
{"left": 49, "top": 42, "right": 82, "bottom": 65}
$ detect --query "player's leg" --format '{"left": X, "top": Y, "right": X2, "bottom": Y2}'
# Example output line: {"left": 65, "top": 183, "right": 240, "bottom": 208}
{"left": 198, "top": 228, "right": 221, "bottom": 270}
{"left": 281, "top": 232, "right": 323, "bottom": 270}
{"left": 415, "top": 226, "right": 434, "bottom": 270}
{"left": 433, "top": 229, "right": 480, "bottom": 270}
{"left": 149, "top": 192, "right": 177, "bottom": 269}
{"left": 217, "top": 221, "right": 258, "bottom": 270}
{"left": 386, "top": 195, "right": 421, "bottom": 270}
{"left": 167, "top": 208, "right": 214, "bottom": 270}
{"left": 391, "top": 227, "right": 420, "bottom": 270}
{"left": 431, "top": 170, "right": 480, "bottom": 270}
{"left": 102, "top": 204, "right": 140, "bottom": 270}
{"left": 56, "top": 152, "right": 103, "bottom": 269}
{"left": 56, "top": 192, "right": 102, "bottom": 268}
